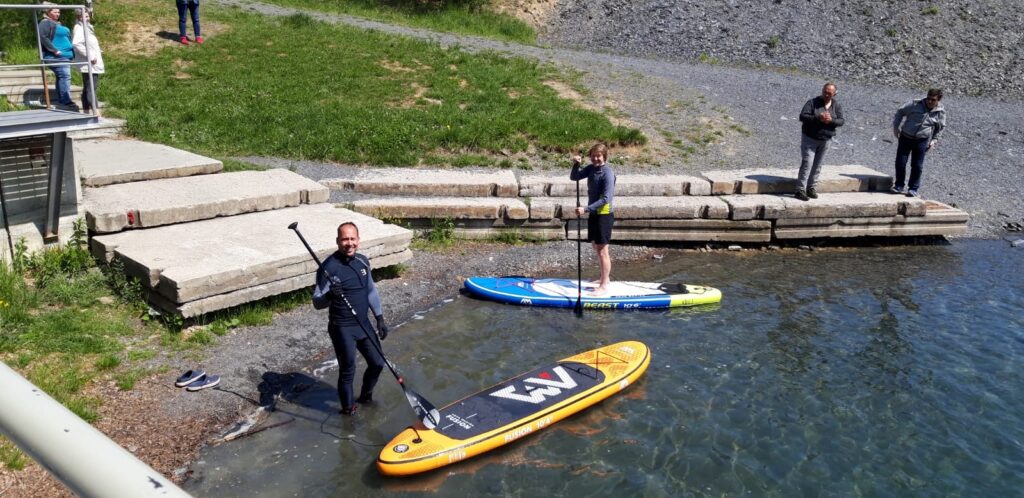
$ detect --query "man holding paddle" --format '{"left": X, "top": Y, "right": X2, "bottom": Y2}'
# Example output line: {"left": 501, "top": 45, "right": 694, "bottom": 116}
{"left": 312, "top": 222, "right": 389, "bottom": 415}
{"left": 570, "top": 143, "right": 616, "bottom": 297}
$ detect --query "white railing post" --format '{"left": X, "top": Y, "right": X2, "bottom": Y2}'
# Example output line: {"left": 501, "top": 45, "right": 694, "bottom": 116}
{"left": 0, "top": 361, "right": 192, "bottom": 497}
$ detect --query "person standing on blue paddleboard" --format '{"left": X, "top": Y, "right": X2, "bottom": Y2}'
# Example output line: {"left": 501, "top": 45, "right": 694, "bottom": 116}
{"left": 312, "top": 222, "right": 390, "bottom": 415}
{"left": 570, "top": 143, "right": 616, "bottom": 296}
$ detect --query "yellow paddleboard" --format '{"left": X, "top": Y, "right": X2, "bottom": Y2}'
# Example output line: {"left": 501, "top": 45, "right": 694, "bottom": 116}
{"left": 377, "top": 341, "right": 651, "bottom": 476}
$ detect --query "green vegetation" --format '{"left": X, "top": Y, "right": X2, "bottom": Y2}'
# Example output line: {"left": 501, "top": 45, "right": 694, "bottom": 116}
{"left": 258, "top": 0, "right": 536, "bottom": 44}
{"left": 766, "top": 35, "right": 781, "bottom": 49}
{"left": 0, "top": 438, "right": 27, "bottom": 471}
{"left": 221, "top": 158, "right": 270, "bottom": 172}
{"left": 103, "top": 10, "right": 643, "bottom": 167}
{"left": 698, "top": 52, "right": 721, "bottom": 65}
{"left": 922, "top": 5, "right": 940, "bottom": 15}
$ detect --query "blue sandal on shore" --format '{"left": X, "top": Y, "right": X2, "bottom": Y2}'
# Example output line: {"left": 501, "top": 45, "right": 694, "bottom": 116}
{"left": 185, "top": 374, "right": 220, "bottom": 392}
{"left": 175, "top": 370, "right": 206, "bottom": 387}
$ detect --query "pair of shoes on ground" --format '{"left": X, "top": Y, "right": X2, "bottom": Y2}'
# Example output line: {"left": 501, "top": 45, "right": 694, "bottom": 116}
{"left": 890, "top": 186, "right": 919, "bottom": 197}
{"left": 794, "top": 188, "right": 817, "bottom": 201}
{"left": 180, "top": 36, "right": 204, "bottom": 45}
{"left": 174, "top": 369, "right": 220, "bottom": 391}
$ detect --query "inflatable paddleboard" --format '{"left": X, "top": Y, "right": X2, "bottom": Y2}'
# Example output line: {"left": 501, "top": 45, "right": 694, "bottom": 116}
{"left": 377, "top": 341, "right": 650, "bottom": 476}
{"left": 464, "top": 276, "right": 721, "bottom": 309}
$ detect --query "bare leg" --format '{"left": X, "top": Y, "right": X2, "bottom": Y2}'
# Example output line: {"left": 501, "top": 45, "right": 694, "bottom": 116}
{"left": 592, "top": 242, "right": 611, "bottom": 295}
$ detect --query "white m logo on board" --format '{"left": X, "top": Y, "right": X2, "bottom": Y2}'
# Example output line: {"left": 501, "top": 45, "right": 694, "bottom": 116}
{"left": 489, "top": 366, "right": 578, "bottom": 404}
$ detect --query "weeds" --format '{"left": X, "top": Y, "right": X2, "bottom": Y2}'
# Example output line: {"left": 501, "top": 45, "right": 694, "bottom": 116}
{"left": 0, "top": 437, "right": 27, "bottom": 471}
{"left": 922, "top": 5, "right": 940, "bottom": 15}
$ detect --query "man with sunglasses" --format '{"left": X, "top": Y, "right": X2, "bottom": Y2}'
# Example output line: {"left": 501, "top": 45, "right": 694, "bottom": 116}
{"left": 891, "top": 89, "right": 946, "bottom": 197}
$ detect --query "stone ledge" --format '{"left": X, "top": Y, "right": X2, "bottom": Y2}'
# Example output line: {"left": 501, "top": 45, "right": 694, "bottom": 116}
{"left": 84, "top": 169, "right": 329, "bottom": 233}
{"left": 150, "top": 249, "right": 413, "bottom": 318}
{"left": 321, "top": 168, "right": 518, "bottom": 197}
{"left": 763, "top": 192, "right": 927, "bottom": 219}
{"left": 76, "top": 139, "right": 223, "bottom": 187}
{"left": 350, "top": 197, "right": 529, "bottom": 220}
{"left": 90, "top": 204, "right": 412, "bottom": 304}
{"left": 567, "top": 218, "right": 772, "bottom": 243}
{"left": 701, "top": 164, "right": 892, "bottom": 195}
{"left": 529, "top": 196, "right": 730, "bottom": 220}
{"left": 519, "top": 174, "right": 710, "bottom": 197}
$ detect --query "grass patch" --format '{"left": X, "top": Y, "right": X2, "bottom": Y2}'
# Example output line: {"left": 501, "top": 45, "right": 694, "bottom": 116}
{"left": 220, "top": 158, "right": 270, "bottom": 172}
{"left": 114, "top": 367, "right": 151, "bottom": 391}
{"left": 104, "top": 9, "right": 643, "bottom": 166}
{"left": 489, "top": 229, "right": 543, "bottom": 245}
{"left": 95, "top": 353, "right": 122, "bottom": 371}
{"left": 257, "top": 0, "right": 536, "bottom": 44}
{"left": 1, "top": 437, "right": 27, "bottom": 471}
{"left": 921, "top": 5, "right": 940, "bottom": 15}
{"left": 127, "top": 349, "right": 156, "bottom": 362}
{"left": 374, "top": 263, "right": 408, "bottom": 280}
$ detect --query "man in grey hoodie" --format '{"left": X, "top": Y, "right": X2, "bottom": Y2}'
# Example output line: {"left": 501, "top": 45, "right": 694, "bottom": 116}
{"left": 891, "top": 89, "right": 946, "bottom": 197}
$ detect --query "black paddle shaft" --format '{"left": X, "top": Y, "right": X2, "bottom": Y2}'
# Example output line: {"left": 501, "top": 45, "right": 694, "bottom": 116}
{"left": 287, "top": 222, "right": 440, "bottom": 427}
{"left": 574, "top": 170, "right": 584, "bottom": 317}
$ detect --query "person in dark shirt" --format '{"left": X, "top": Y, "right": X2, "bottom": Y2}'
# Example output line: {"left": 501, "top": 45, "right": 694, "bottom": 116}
{"left": 795, "top": 82, "right": 844, "bottom": 201}
{"left": 570, "top": 143, "right": 616, "bottom": 296}
{"left": 312, "top": 222, "right": 389, "bottom": 415}
{"left": 891, "top": 88, "right": 946, "bottom": 197}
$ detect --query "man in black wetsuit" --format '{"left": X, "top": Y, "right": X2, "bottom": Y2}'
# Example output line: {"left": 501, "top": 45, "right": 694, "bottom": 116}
{"left": 312, "top": 222, "right": 389, "bottom": 415}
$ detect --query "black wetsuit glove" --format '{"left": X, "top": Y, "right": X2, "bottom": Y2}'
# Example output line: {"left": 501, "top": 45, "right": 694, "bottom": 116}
{"left": 375, "top": 314, "right": 389, "bottom": 340}
{"left": 328, "top": 280, "right": 346, "bottom": 300}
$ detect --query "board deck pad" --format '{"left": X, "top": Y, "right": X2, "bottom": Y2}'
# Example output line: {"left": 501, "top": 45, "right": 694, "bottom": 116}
{"left": 464, "top": 276, "right": 722, "bottom": 309}
{"left": 377, "top": 341, "right": 651, "bottom": 476}
{"left": 436, "top": 361, "right": 605, "bottom": 440}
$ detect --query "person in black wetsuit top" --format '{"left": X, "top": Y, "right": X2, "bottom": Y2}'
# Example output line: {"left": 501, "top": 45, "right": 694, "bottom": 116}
{"left": 312, "top": 222, "right": 389, "bottom": 415}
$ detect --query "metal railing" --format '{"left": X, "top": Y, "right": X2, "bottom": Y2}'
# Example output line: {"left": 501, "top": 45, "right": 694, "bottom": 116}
{"left": 1, "top": 3, "right": 98, "bottom": 114}
{"left": 0, "top": 361, "right": 192, "bottom": 497}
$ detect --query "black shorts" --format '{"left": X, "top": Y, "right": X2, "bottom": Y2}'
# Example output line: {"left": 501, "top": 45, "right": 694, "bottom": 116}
{"left": 587, "top": 213, "right": 613, "bottom": 244}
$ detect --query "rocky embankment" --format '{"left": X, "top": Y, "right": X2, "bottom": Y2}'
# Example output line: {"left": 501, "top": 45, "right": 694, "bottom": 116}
{"left": 531, "top": 0, "right": 1022, "bottom": 100}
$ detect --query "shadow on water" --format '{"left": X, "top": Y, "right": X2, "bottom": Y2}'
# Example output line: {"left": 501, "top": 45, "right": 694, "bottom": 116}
{"left": 186, "top": 241, "right": 1024, "bottom": 497}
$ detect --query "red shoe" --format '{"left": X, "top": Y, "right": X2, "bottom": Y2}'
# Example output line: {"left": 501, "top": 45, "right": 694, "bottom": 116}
{"left": 180, "top": 36, "right": 189, "bottom": 45}
{"left": 195, "top": 36, "right": 204, "bottom": 44}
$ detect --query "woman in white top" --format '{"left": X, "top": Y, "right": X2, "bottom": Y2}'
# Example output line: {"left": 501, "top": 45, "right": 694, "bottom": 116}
{"left": 72, "top": 9, "right": 104, "bottom": 115}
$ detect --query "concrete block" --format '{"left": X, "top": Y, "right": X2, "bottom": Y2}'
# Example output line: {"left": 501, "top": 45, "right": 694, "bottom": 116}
{"left": 763, "top": 192, "right": 927, "bottom": 219}
{"left": 75, "top": 139, "right": 223, "bottom": 186}
{"left": 519, "top": 174, "right": 710, "bottom": 197}
{"left": 90, "top": 204, "right": 412, "bottom": 304}
{"left": 773, "top": 209, "right": 969, "bottom": 239}
{"left": 153, "top": 249, "right": 413, "bottom": 317}
{"left": 350, "top": 197, "right": 528, "bottom": 220}
{"left": 720, "top": 194, "right": 788, "bottom": 220}
{"left": 701, "top": 165, "right": 892, "bottom": 195}
{"left": 529, "top": 196, "right": 730, "bottom": 220}
{"left": 67, "top": 118, "right": 125, "bottom": 141}
{"left": 0, "top": 213, "right": 81, "bottom": 265}
{"left": 84, "top": 169, "right": 329, "bottom": 233}
{"left": 567, "top": 218, "right": 772, "bottom": 243}
{"left": 321, "top": 168, "right": 518, "bottom": 197}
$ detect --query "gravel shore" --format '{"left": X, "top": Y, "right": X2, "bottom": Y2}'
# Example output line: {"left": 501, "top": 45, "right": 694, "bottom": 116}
{"left": 3, "top": 2, "right": 1021, "bottom": 494}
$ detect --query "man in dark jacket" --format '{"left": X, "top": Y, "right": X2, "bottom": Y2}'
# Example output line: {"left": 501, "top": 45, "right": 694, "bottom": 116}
{"left": 312, "top": 222, "right": 389, "bottom": 415}
{"left": 795, "top": 82, "right": 844, "bottom": 201}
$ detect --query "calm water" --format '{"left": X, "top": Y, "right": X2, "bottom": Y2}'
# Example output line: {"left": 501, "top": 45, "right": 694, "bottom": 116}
{"left": 186, "top": 240, "right": 1024, "bottom": 497}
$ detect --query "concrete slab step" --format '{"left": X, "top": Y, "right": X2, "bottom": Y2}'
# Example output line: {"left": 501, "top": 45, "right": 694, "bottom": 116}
{"left": 529, "top": 196, "right": 731, "bottom": 220}
{"left": 520, "top": 174, "right": 711, "bottom": 197}
{"left": 321, "top": 168, "right": 519, "bottom": 197}
{"left": 75, "top": 139, "right": 223, "bottom": 187}
{"left": 84, "top": 169, "right": 330, "bottom": 233}
{"left": 568, "top": 218, "right": 773, "bottom": 243}
{"left": 773, "top": 201, "right": 969, "bottom": 239}
{"left": 67, "top": 117, "right": 125, "bottom": 141}
{"left": 90, "top": 204, "right": 412, "bottom": 311}
{"left": 350, "top": 197, "right": 528, "bottom": 220}
{"left": 0, "top": 69, "right": 46, "bottom": 86}
{"left": 2, "top": 85, "right": 85, "bottom": 107}
{"left": 703, "top": 164, "right": 892, "bottom": 195}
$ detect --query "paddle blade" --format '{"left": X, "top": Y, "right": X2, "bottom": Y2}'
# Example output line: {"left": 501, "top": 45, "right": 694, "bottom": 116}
{"left": 404, "top": 387, "right": 441, "bottom": 429}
